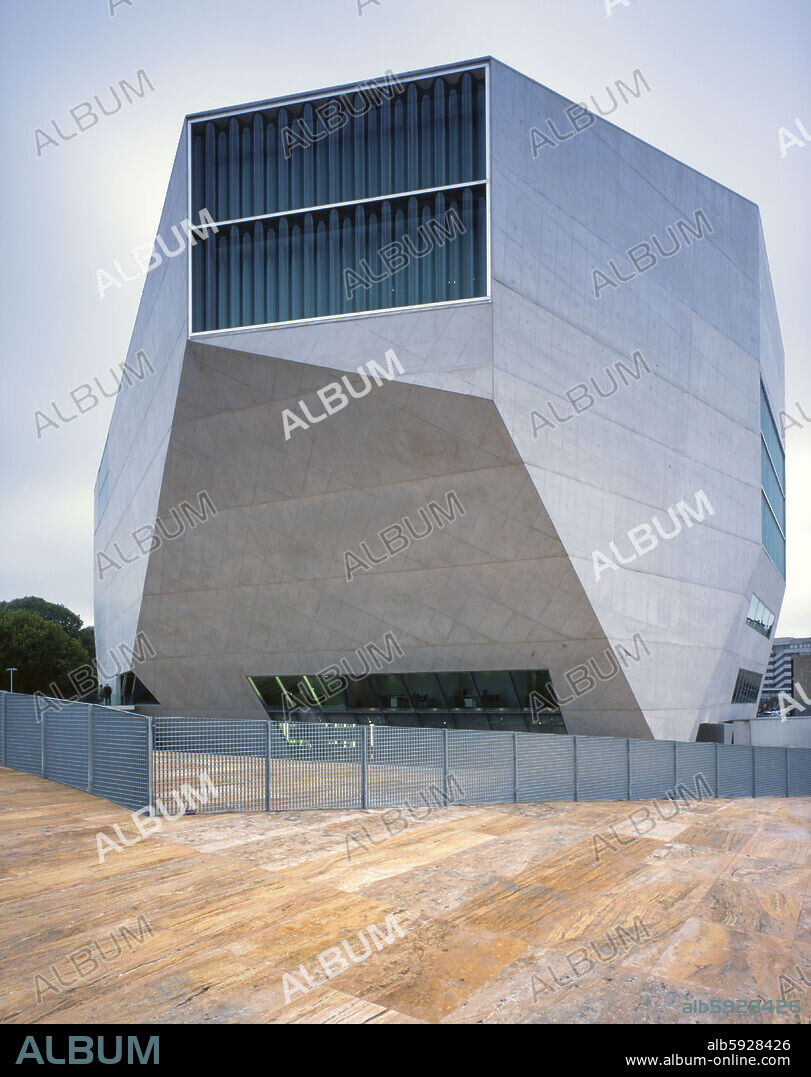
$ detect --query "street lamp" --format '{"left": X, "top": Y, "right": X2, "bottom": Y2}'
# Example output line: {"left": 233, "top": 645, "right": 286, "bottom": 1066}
{"left": 6, "top": 667, "right": 18, "bottom": 692}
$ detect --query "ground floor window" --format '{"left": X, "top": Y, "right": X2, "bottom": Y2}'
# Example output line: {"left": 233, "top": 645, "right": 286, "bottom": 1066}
{"left": 248, "top": 668, "right": 564, "bottom": 734}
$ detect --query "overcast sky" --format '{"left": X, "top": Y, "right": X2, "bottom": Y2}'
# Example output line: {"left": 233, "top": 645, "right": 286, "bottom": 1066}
{"left": 1, "top": 0, "right": 808, "bottom": 637}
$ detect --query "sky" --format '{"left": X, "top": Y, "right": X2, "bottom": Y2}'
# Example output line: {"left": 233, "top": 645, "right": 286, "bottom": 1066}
{"left": 1, "top": 0, "right": 809, "bottom": 636}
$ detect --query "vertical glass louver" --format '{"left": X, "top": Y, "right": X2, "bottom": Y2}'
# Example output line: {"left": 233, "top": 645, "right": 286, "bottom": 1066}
{"left": 189, "top": 67, "right": 487, "bottom": 330}
{"left": 760, "top": 382, "right": 786, "bottom": 577}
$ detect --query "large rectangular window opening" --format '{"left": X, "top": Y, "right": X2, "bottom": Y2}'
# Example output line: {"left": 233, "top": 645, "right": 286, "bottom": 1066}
{"left": 189, "top": 66, "right": 488, "bottom": 332}
{"left": 248, "top": 667, "right": 564, "bottom": 735}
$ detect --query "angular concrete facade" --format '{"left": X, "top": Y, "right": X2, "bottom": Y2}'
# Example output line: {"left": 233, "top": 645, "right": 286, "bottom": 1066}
{"left": 94, "top": 58, "right": 786, "bottom": 741}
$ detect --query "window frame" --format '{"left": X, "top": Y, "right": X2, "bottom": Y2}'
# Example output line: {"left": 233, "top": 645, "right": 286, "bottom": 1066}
{"left": 731, "top": 667, "right": 763, "bottom": 705}
{"left": 247, "top": 667, "right": 558, "bottom": 717}
{"left": 745, "top": 593, "right": 775, "bottom": 639}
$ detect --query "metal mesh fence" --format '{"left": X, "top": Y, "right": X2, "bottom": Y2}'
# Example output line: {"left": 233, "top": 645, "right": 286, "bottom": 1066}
{"left": 629, "top": 739, "right": 677, "bottom": 799}
{"left": 515, "top": 734, "right": 575, "bottom": 800}
{"left": 92, "top": 711, "right": 149, "bottom": 811}
{"left": 4, "top": 693, "right": 42, "bottom": 776}
{"left": 1, "top": 692, "right": 810, "bottom": 812}
{"left": 448, "top": 729, "right": 514, "bottom": 805}
{"left": 576, "top": 736, "right": 629, "bottom": 801}
{"left": 153, "top": 718, "right": 266, "bottom": 813}
{"left": 677, "top": 742, "right": 718, "bottom": 798}
{"left": 754, "top": 746, "right": 788, "bottom": 798}
{"left": 268, "top": 722, "right": 363, "bottom": 810}
{"left": 0, "top": 693, "right": 149, "bottom": 811}
{"left": 367, "top": 726, "right": 445, "bottom": 808}
{"left": 718, "top": 744, "right": 755, "bottom": 798}
{"left": 788, "top": 748, "right": 811, "bottom": 796}
{"left": 43, "top": 700, "right": 89, "bottom": 792}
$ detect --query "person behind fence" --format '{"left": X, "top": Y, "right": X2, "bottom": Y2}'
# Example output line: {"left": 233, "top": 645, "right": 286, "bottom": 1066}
{"left": 102, "top": 684, "right": 112, "bottom": 705}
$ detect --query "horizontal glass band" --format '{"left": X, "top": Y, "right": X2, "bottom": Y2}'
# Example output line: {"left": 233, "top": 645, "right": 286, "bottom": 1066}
{"left": 760, "top": 383, "right": 785, "bottom": 488}
{"left": 191, "top": 71, "right": 486, "bottom": 221}
{"left": 249, "top": 668, "right": 558, "bottom": 714}
{"left": 191, "top": 186, "right": 487, "bottom": 331}
{"left": 761, "top": 440, "right": 786, "bottom": 531}
{"left": 761, "top": 493, "right": 786, "bottom": 577}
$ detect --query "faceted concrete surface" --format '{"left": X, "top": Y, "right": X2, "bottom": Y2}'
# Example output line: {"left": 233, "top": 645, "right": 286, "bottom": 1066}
{"left": 136, "top": 340, "right": 650, "bottom": 737}
{"left": 93, "top": 127, "right": 190, "bottom": 682}
{"left": 1, "top": 767, "right": 807, "bottom": 1025}
{"left": 94, "top": 58, "right": 786, "bottom": 743}
{"left": 488, "top": 59, "right": 785, "bottom": 740}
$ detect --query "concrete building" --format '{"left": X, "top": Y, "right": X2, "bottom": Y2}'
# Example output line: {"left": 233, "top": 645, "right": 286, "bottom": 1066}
{"left": 93, "top": 58, "right": 786, "bottom": 741}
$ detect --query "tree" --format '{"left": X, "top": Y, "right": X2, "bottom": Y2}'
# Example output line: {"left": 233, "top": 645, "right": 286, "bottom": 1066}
{"left": 78, "top": 625, "right": 96, "bottom": 667}
{"left": 0, "top": 609, "right": 91, "bottom": 697}
{"left": 0, "top": 597, "right": 96, "bottom": 688}
{"left": 1, "top": 596, "right": 83, "bottom": 639}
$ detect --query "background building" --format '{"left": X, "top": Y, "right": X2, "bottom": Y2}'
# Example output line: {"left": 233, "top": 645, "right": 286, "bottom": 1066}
{"left": 762, "top": 636, "right": 811, "bottom": 712}
{"left": 94, "top": 58, "right": 786, "bottom": 741}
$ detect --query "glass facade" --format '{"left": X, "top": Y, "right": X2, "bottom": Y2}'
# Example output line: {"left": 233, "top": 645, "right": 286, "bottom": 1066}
{"left": 745, "top": 594, "right": 775, "bottom": 638}
{"left": 190, "top": 67, "right": 488, "bottom": 331}
{"left": 731, "top": 667, "right": 762, "bottom": 705}
{"left": 248, "top": 667, "right": 564, "bottom": 735}
{"left": 760, "top": 383, "right": 786, "bottom": 577}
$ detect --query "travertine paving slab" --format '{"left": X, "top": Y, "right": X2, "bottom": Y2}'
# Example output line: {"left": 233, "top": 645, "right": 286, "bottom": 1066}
{"left": 1, "top": 767, "right": 808, "bottom": 1025}
{"left": 640, "top": 841, "right": 737, "bottom": 879}
{"left": 650, "top": 917, "right": 810, "bottom": 1002}
{"left": 744, "top": 835, "right": 811, "bottom": 865}
{"left": 673, "top": 824, "right": 752, "bottom": 854}
{"left": 795, "top": 896, "right": 811, "bottom": 944}
{"left": 327, "top": 918, "right": 529, "bottom": 1021}
{"left": 694, "top": 880, "right": 803, "bottom": 941}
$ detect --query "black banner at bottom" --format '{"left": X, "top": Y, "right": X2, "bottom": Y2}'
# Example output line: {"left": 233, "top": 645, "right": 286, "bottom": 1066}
{"left": 0, "top": 1021, "right": 807, "bottom": 1068}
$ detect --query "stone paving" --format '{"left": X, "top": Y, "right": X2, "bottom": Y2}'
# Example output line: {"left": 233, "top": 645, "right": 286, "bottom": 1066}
{"left": 0, "top": 767, "right": 808, "bottom": 1024}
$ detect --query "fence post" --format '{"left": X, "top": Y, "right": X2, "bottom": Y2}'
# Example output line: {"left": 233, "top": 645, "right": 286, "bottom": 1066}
{"left": 1, "top": 692, "right": 6, "bottom": 768}
{"left": 443, "top": 728, "right": 449, "bottom": 806}
{"left": 751, "top": 746, "right": 756, "bottom": 797}
{"left": 361, "top": 724, "right": 368, "bottom": 810}
{"left": 673, "top": 740, "right": 678, "bottom": 789}
{"left": 714, "top": 742, "right": 720, "bottom": 798}
{"left": 266, "top": 720, "right": 272, "bottom": 812}
{"left": 512, "top": 732, "right": 518, "bottom": 803}
{"left": 38, "top": 696, "right": 46, "bottom": 778}
{"left": 573, "top": 736, "right": 578, "bottom": 801}
{"left": 779, "top": 749, "right": 788, "bottom": 801}
{"left": 626, "top": 738, "right": 631, "bottom": 800}
{"left": 87, "top": 704, "right": 95, "bottom": 793}
{"left": 146, "top": 717, "right": 154, "bottom": 813}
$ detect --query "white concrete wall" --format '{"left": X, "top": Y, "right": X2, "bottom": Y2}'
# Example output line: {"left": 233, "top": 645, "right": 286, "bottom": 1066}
{"left": 488, "top": 60, "right": 786, "bottom": 739}
{"left": 92, "top": 129, "right": 189, "bottom": 699}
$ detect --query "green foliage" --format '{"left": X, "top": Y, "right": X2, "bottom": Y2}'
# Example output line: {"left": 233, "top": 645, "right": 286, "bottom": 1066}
{"left": 1, "top": 596, "right": 83, "bottom": 639}
{"left": 0, "top": 609, "right": 91, "bottom": 696}
{"left": 0, "top": 596, "right": 96, "bottom": 697}
{"left": 78, "top": 625, "right": 96, "bottom": 665}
